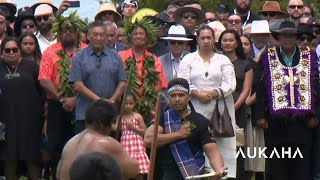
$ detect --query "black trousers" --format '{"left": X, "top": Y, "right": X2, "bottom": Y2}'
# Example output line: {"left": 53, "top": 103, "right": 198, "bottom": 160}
{"left": 47, "top": 100, "right": 74, "bottom": 180}
{"left": 267, "top": 145, "right": 311, "bottom": 180}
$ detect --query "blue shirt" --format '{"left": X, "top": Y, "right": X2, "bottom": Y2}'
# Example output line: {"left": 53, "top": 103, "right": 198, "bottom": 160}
{"left": 69, "top": 45, "right": 127, "bottom": 120}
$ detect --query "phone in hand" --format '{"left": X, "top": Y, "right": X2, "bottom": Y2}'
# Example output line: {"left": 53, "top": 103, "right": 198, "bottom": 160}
{"left": 67, "top": 0, "right": 80, "bottom": 8}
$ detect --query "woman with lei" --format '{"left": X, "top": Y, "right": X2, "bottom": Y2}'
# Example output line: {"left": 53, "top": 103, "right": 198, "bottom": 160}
{"left": 118, "top": 18, "right": 167, "bottom": 123}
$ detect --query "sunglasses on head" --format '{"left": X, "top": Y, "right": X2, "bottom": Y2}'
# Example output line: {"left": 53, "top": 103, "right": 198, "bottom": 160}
{"left": 261, "top": 12, "right": 276, "bottom": 17}
{"left": 35, "top": 15, "right": 50, "bottom": 22}
{"left": 288, "top": 5, "right": 304, "bottom": 9}
{"left": 169, "top": 41, "right": 184, "bottom": 45}
{"left": 228, "top": 19, "right": 241, "bottom": 24}
{"left": 4, "top": 47, "right": 19, "bottom": 54}
{"left": 182, "top": 14, "right": 197, "bottom": 20}
{"left": 299, "top": 35, "right": 313, "bottom": 42}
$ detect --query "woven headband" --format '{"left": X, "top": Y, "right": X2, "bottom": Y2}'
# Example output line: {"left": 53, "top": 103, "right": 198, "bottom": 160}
{"left": 168, "top": 85, "right": 189, "bottom": 94}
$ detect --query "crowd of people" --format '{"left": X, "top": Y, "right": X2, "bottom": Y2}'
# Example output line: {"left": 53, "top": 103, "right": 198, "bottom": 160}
{"left": 0, "top": 0, "right": 319, "bottom": 179}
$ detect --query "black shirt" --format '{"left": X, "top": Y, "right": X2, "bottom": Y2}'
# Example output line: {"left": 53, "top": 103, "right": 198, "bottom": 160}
{"left": 154, "top": 111, "right": 215, "bottom": 179}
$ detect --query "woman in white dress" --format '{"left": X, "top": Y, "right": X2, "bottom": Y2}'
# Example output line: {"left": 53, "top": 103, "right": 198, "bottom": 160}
{"left": 177, "top": 25, "right": 237, "bottom": 178}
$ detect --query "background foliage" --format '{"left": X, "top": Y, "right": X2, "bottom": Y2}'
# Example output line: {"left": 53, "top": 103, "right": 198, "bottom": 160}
{"left": 105, "top": 0, "right": 320, "bottom": 17}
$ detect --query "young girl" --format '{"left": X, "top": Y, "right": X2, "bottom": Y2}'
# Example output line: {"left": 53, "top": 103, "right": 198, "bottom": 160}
{"left": 120, "top": 93, "right": 149, "bottom": 180}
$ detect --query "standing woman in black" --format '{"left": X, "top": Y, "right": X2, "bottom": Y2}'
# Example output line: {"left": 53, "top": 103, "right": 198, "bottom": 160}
{"left": 0, "top": 37, "right": 43, "bottom": 180}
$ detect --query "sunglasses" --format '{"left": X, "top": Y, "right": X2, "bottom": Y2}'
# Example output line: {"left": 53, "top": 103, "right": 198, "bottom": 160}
{"left": 96, "top": 56, "right": 102, "bottom": 68}
{"left": 206, "top": 18, "right": 217, "bottom": 23}
{"left": 261, "top": 12, "right": 276, "bottom": 17}
{"left": 102, "top": 12, "right": 114, "bottom": 16}
{"left": 4, "top": 47, "right": 19, "bottom": 54}
{"left": 35, "top": 15, "right": 50, "bottom": 22}
{"left": 169, "top": 41, "right": 184, "bottom": 45}
{"left": 182, "top": 14, "right": 197, "bottom": 20}
{"left": 228, "top": 19, "right": 242, "bottom": 24}
{"left": 288, "top": 5, "right": 304, "bottom": 9}
{"left": 22, "top": 24, "right": 35, "bottom": 29}
{"left": 299, "top": 36, "right": 313, "bottom": 42}
{"left": 61, "top": 28, "right": 76, "bottom": 34}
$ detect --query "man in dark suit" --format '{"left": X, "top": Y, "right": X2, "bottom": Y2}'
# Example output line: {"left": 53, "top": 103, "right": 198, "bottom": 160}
{"left": 104, "top": 21, "right": 128, "bottom": 52}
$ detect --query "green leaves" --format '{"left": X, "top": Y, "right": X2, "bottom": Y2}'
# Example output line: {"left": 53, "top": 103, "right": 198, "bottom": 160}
{"left": 125, "top": 54, "right": 160, "bottom": 123}
{"left": 56, "top": 50, "right": 74, "bottom": 97}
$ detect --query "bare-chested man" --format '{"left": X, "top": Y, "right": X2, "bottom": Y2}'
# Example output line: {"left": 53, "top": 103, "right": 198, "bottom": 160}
{"left": 56, "top": 100, "right": 139, "bottom": 180}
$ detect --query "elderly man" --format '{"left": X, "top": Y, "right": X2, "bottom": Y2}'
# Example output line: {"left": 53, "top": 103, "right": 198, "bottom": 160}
{"left": 104, "top": 21, "right": 128, "bottom": 52}
{"left": 69, "top": 20, "right": 127, "bottom": 133}
{"left": 287, "top": 0, "right": 305, "bottom": 26}
{"left": 159, "top": 24, "right": 191, "bottom": 83}
{"left": 255, "top": 20, "right": 319, "bottom": 180}
{"left": 144, "top": 78, "right": 227, "bottom": 180}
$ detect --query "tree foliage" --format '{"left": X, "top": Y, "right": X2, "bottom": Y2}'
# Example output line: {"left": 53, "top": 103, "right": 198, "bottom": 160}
{"left": 107, "top": 0, "right": 320, "bottom": 17}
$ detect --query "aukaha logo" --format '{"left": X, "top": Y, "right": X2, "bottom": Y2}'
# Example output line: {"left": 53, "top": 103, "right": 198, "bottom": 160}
{"left": 235, "top": 147, "right": 303, "bottom": 159}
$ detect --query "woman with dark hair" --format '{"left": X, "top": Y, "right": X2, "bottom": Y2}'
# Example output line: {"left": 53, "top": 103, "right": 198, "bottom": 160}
{"left": 19, "top": 33, "right": 42, "bottom": 64}
{"left": 178, "top": 25, "right": 237, "bottom": 178}
{"left": 217, "top": 29, "right": 254, "bottom": 180}
{"left": 0, "top": 37, "right": 43, "bottom": 180}
{"left": 240, "top": 34, "right": 255, "bottom": 60}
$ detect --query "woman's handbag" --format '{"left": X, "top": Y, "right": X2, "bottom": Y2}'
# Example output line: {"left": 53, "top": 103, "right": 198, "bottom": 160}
{"left": 210, "top": 89, "right": 235, "bottom": 137}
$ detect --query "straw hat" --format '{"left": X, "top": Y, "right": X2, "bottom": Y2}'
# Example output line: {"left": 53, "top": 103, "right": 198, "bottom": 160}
{"left": 250, "top": 20, "right": 271, "bottom": 34}
{"left": 258, "top": 1, "right": 286, "bottom": 15}
{"left": 0, "top": 0, "right": 16, "bottom": 15}
{"left": 31, "top": 0, "right": 58, "bottom": 14}
{"left": 161, "top": 24, "right": 192, "bottom": 41}
{"left": 173, "top": 5, "right": 205, "bottom": 25}
{"left": 95, "top": 3, "right": 122, "bottom": 22}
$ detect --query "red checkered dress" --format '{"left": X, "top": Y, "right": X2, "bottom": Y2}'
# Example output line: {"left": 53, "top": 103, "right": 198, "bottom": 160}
{"left": 120, "top": 116, "right": 149, "bottom": 174}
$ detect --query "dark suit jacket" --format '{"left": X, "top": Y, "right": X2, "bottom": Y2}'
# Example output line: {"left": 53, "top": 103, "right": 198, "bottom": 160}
{"left": 115, "top": 42, "right": 128, "bottom": 52}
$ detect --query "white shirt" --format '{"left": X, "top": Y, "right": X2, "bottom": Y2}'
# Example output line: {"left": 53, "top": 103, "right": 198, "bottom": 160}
{"left": 170, "top": 53, "right": 183, "bottom": 78}
{"left": 35, "top": 31, "right": 57, "bottom": 54}
{"left": 252, "top": 43, "right": 266, "bottom": 58}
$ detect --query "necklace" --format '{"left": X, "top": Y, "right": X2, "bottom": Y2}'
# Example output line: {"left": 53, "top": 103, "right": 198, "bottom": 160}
{"left": 5, "top": 63, "right": 20, "bottom": 79}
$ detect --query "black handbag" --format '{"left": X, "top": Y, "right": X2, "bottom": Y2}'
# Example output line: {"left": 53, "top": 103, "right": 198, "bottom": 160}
{"left": 0, "top": 122, "right": 6, "bottom": 141}
{"left": 210, "top": 89, "right": 235, "bottom": 137}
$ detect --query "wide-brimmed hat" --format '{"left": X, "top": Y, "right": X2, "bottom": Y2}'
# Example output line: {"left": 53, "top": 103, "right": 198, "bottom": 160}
{"left": 258, "top": 1, "right": 286, "bottom": 15}
{"left": 161, "top": 24, "right": 192, "bottom": 41}
{"left": 207, "top": 21, "right": 226, "bottom": 42}
{"left": 250, "top": 20, "right": 271, "bottom": 34}
{"left": 271, "top": 20, "right": 298, "bottom": 40}
{"left": 31, "top": 0, "right": 58, "bottom": 14}
{"left": 0, "top": 0, "right": 16, "bottom": 16}
{"left": 95, "top": 3, "right": 122, "bottom": 22}
{"left": 173, "top": 5, "right": 205, "bottom": 25}
{"left": 14, "top": 7, "right": 36, "bottom": 36}
{"left": 297, "top": 23, "right": 316, "bottom": 39}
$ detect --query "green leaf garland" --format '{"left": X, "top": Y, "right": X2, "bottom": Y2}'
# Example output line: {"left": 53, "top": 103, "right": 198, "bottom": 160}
{"left": 125, "top": 54, "right": 160, "bottom": 122}
{"left": 56, "top": 50, "right": 74, "bottom": 97}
